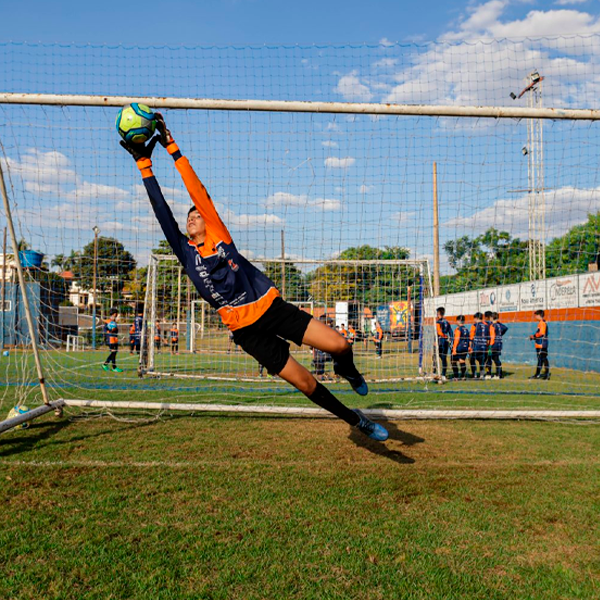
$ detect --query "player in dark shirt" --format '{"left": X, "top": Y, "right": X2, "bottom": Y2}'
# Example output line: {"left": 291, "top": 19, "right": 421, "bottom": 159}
{"left": 120, "top": 115, "right": 387, "bottom": 441}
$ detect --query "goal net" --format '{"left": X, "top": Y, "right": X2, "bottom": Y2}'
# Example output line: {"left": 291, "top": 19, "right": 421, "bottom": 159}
{"left": 141, "top": 254, "right": 436, "bottom": 383}
{"left": 1, "top": 38, "right": 600, "bottom": 425}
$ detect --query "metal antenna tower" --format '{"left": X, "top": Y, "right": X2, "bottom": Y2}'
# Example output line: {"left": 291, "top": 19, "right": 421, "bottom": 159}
{"left": 518, "top": 71, "right": 546, "bottom": 281}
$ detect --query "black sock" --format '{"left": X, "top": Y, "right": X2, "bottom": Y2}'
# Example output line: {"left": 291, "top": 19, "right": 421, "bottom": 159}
{"left": 452, "top": 365, "right": 459, "bottom": 378}
{"left": 333, "top": 347, "right": 360, "bottom": 379}
{"left": 461, "top": 364, "right": 467, "bottom": 378}
{"left": 309, "top": 382, "right": 359, "bottom": 426}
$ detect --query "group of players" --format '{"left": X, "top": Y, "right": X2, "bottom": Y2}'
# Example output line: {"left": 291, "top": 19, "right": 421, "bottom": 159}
{"left": 101, "top": 308, "right": 181, "bottom": 373}
{"left": 436, "top": 307, "right": 551, "bottom": 381}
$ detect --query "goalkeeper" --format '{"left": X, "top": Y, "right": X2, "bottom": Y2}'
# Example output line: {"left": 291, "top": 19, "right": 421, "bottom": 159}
{"left": 120, "top": 115, "right": 388, "bottom": 442}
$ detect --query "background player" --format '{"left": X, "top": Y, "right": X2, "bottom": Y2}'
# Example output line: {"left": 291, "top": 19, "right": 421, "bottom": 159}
{"left": 489, "top": 312, "right": 508, "bottom": 379}
{"left": 436, "top": 307, "right": 453, "bottom": 379}
{"left": 102, "top": 307, "right": 123, "bottom": 373}
{"left": 529, "top": 309, "right": 550, "bottom": 380}
{"left": 451, "top": 315, "right": 469, "bottom": 380}
{"left": 121, "top": 115, "right": 388, "bottom": 441}
{"left": 469, "top": 312, "right": 489, "bottom": 379}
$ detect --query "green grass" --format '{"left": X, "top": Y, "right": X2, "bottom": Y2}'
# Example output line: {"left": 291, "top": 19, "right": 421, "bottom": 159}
{"left": 1, "top": 415, "right": 599, "bottom": 599}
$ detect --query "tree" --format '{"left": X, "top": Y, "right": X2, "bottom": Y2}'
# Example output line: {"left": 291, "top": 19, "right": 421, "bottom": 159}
{"left": 262, "top": 262, "right": 309, "bottom": 302}
{"left": 307, "top": 245, "right": 412, "bottom": 306}
{"left": 442, "top": 228, "right": 528, "bottom": 293}
{"left": 71, "top": 236, "right": 136, "bottom": 302}
{"left": 546, "top": 212, "right": 600, "bottom": 277}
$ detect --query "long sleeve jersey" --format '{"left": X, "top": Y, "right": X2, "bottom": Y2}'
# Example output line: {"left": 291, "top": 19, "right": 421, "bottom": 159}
{"left": 532, "top": 320, "right": 549, "bottom": 350}
{"left": 452, "top": 325, "right": 470, "bottom": 354}
{"left": 136, "top": 143, "right": 279, "bottom": 331}
{"left": 436, "top": 318, "right": 453, "bottom": 345}
{"left": 469, "top": 321, "right": 490, "bottom": 352}
{"left": 490, "top": 322, "right": 508, "bottom": 351}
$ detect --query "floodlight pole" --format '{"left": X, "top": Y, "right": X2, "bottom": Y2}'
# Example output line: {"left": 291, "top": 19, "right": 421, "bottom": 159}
{"left": 0, "top": 148, "right": 51, "bottom": 407}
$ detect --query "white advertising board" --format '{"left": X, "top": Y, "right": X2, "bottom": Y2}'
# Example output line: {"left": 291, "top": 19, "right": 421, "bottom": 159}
{"left": 519, "top": 280, "right": 546, "bottom": 311}
{"left": 335, "top": 301, "right": 349, "bottom": 328}
{"left": 478, "top": 288, "right": 498, "bottom": 312}
{"left": 578, "top": 272, "right": 600, "bottom": 307}
{"left": 497, "top": 284, "right": 520, "bottom": 313}
{"left": 547, "top": 276, "right": 579, "bottom": 309}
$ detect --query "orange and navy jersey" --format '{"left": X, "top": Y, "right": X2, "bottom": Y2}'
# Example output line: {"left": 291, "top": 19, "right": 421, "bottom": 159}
{"left": 105, "top": 320, "right": 119, "bottom": 346}
{"left": 436, "top": 318, "right": 453, "bottom": 346}
{"left": 491, "top": 322, "right": 508, "bottom": 351}
{"left": 373, "top": 324, "right": 383, "bottom": 341}
{"left": 137, "top": 144, "right": 279, "bottom": 331}
{"left": 154, "top": 325, "right": 161, "bottom": 341}
{"left": 340, "top": 327, "right": 348, "bottom": 338}
{"left": 170, "top": 327, "right": 179, "bottom": 342}
{"left": 452, "top": 325, "right": 470, "bottom": 354}
{"left": 469, "top": 322, "right": 490, "bottom": 352}
{"left": 129, "top": 324, "right": 136, "bottom": 340}
{"left": 532, "top": 320, "right": 549, "bottom": 349}
{"left": 347, "top": 326, "right": 356, "bottom": 343}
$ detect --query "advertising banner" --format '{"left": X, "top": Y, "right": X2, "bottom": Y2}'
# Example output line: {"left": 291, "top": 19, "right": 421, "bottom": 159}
{"left": 497, "top": 285, "right": 520, "bottom": 313}
{"left": 579, "top": 272, "right": 600, "bottom": 307}
{"left": 519, "top": 280, "right": 546, "bottom": 311}
{"left": 547, "top": 277, "right": 578, "bottom": 309}
{"left": 478, "top": 288, "right": 498, "bottom": 312}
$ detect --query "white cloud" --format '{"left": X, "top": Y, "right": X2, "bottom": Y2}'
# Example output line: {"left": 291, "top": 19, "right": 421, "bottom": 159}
{"left": 321, "top": 141, "right": 339, "bottom": 148}
{"left": 334, "top": 71, "right": 373, "bottom": 102}
{"left": 325, "top": 157, "right": 356, "bottom": 169}
{"left": 359, "top": 184, "right": 375, "bottom": 193}
{"left": 264, "top": 191, "right": 341, "bottom": 211}
{"left": 391, "top": 211, "right": 415, "bottom": 226}
{"left": 445, "top": 186, "right": 600, "bottom": 240}
{"left": 379, "top": 38, "right": 395, "bottom": 47}
{"left": 555, "top": 0, "right": 588, "bottom": 5}
{"left": 224, "top": 210, "right": 284, "bottom": 229}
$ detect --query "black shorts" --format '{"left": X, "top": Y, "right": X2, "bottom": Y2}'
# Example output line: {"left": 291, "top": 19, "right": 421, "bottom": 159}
{"left": 452, "top": 351, "right": 468, "bottom": 362}
{"left": 108, "top": 343, "right": 118, "bottom": 351}
{"left": 232, "top": 297, "right": 313, "bottom": 375}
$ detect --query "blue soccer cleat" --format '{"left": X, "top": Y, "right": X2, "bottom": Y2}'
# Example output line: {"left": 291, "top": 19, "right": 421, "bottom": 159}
{"left": 352, "top": 409, "right": 389, "bottom": 441}
{"left": 334, "top": 363, "right": 369, "bottom": 396}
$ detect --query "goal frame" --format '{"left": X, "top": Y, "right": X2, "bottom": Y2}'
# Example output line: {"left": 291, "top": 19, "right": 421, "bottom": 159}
{"left": 2, "top": 91, "right": 600, "bottom": 423}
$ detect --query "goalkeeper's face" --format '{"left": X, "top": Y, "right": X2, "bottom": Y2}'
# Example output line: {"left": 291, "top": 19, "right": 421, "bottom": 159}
{"left": 186, "top": 209, "right": 206, "bottom": 242}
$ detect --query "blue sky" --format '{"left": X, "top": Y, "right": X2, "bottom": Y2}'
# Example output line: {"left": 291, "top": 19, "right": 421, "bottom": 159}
{"left": 2, "top": 0, "right": 600, "bottom": 273}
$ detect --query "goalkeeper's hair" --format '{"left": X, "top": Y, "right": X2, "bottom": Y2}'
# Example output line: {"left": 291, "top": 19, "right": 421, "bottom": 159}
{"left": 188, "top": 206, "right": 199, "bottom": 216}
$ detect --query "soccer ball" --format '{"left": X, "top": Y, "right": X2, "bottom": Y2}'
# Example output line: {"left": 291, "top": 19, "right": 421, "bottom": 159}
{"left": 115, "top": 103, "right": 156, "bottom": 144}
{"left": 7, "top": 405, "right": 30, "bottom": 430}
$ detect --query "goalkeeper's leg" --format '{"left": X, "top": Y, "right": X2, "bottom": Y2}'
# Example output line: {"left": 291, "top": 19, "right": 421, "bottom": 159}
{"left": 302, "top": 318, "right": 368, "bottom": 396}
{"left": 278, "top": 355, "right": 388, "bottom": 441}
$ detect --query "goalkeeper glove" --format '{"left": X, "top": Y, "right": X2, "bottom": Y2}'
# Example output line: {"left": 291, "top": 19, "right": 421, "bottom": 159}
{"left": 120, "top": 136, "right": 159, "bottom": 161}
{"left": 154, "top": 112, "right": 175, "bottom": 148}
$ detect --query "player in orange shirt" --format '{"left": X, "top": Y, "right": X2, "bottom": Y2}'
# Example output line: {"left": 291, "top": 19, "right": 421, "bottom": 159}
{"left": 120, "top": 115, "right": 388, "bottom": 441}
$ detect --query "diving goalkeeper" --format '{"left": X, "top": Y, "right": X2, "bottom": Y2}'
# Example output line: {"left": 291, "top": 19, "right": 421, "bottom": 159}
{"left": 120, "top": 115, "right": 388, "bottom": 442}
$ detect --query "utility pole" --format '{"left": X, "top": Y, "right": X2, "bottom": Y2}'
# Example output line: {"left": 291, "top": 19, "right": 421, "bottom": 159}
{"left": 92, "top": 226, "right": 100, "bottom": 350}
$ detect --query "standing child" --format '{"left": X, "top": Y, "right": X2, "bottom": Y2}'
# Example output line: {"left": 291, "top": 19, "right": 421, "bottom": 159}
{"left": 489, "top": 312, "right": 508, "bottom": 379}
{"left": 451, "top": 315, "right": 469, "bottom": 380}
{"left": 436, "top": 307, "right": 453, "bottom": 379}
{"left": 129, "top": 323, "right": 136, "bottom": 355}
{"left": 170, "top": 323, "right": 179, "bottom": 355}
{"left": 372, "top": 321, "right": 383, "bottom": 359}
{"left": 102, "top": 307, "right": 123, "bottom": 373}
{"left": 469, "top": 312, "right": 489, "bottom": 379}
{"left": 529, "top": 309, "right": 550, "bottom": 380}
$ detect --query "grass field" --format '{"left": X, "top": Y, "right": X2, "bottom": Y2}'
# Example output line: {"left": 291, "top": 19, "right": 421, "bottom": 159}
{"left": 1, "top": 415, "right": 600, "bottom": 599}
{"left": 1, "top": 349, "right": 600, "bottom": 599}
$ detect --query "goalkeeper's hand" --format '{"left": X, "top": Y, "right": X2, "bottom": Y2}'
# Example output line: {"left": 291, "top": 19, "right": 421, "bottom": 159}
{"left": 120, "top": 136, "right": 159, "bottom": 161}
{"left": 154, "top": 112, "right": 175, "bottom": 147}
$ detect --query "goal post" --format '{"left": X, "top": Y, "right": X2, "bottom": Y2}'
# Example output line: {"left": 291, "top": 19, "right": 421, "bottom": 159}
{"left": 141, "top": 254, "right": 438, "bottom": 384}
{"left": 2, "top": 38, "right": 600, "bottom": 423}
